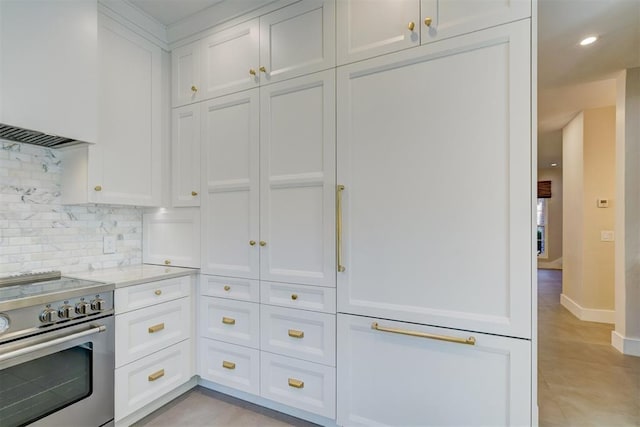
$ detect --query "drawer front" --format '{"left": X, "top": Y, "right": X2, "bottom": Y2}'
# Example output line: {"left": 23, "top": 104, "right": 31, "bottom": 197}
{"left": 200, "top": 275, "right": 260, "bottom": 303}
{"left": 261, "top": 305, "right": 335, "bottom": 366}
{"left": 115, "top": 339, "right": 192, "bottom": 421}
{"left": 116, "top": 297, "right": 191, "bottom": 367}
{"left": 261, "top": 281, "right": 336, "bottom": 313}
{"left": 198, "top": 338, "right": 260, "bottom": 395}
{"left": 337, "top": 314, "right": 532, "bottom": 427}
{"left": 199, "top": 297, "right": 260, "bottom": 349}
{"left": 261, "top": 352, "right": 336, "bottom": 418}
{"left": 115, "top": 275, "right": 191, "bottom": 313}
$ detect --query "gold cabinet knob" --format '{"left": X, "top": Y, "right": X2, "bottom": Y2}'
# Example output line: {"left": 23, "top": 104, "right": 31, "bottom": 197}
{"left": 164, "top": 259, "right": 171, "bottom": 265}
{"left": 259, "top": 241, "right": 267, "bottom": 247}
{"left": 224, "top": 285, "right": 231, "bottom": 291}
{"left": 291, "top": 294, "right": 298, "bottom": 300}
{"left": 259, "top": 66, "right": 267, "bottom": 73}
{"left": 191, "top": 85, "right": 198, "bottom": 92}
{"left": 249, "top": 68, "right": 257, "bottom": 76}
{"left": 408, "top": 21, "right": 415, "bottom": 31}
{"left": 191, "top": 191, "right": 198, "bottom": 196}
{"left": 94, "top": 185, "right": 102, "bottom": 191}
{"left": 424, "top": 17, "right": 433, "bottom": 27}
{"left": 249, "top": 240, "right": 256, "bottom": 246}
{"left": 154, "top": 290, "right": 162, "bottom": 296}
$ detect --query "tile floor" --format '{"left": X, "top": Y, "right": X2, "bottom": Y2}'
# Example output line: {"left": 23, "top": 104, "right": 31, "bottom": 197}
{"left": 137, "top": 269, "right": 640, "bottom": 426}
{"left": 538, "top": 269, "right": 640, "bottom": 426}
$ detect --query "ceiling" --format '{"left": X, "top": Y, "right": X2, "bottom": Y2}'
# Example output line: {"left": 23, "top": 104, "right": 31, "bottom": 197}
{"left": 128, "top": 0, "right": 225, "bottom": 25}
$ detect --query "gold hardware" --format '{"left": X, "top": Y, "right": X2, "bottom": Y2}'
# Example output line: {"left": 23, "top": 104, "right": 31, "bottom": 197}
{"left": 154, "top": 290, "right": 162, "bottom": 296}
{"left": 94, "top": 185, "right": 102, "bottom": 191}
{"left": 288, "top": 378, "right": 304, "bottom": 389}
{"left": 249, "top": 68, "right": 257, "bottom": 76}
{"left": 291, "top": 294, "right": 298, "bottom": 300}
{"left": 288, "top": 329, "right": 304, "bottom": 339}
{"left": 191, "top": 191, "right": 198, "bottom": 196}
{"left": 222, "top": 360, "right": 236, "bottom": 370}
{"left": 337, "top": 184, "right": 346, "bottom": 272}
{"left": 224, "top": 285, "right": 231, "bottom": 291}
{"left": 164, "top": 259, "right": 171, "bottom": 265}
{"left": 222, "top": 317, "right": 236, "bottom": 325}
{"left": 408, "top": 21, "right": 415, "bottom": 31}
{"left": 260, "top": 241, "right": 267, "bottom": 247}
{"left": 249, "top": 240, "right": 256, "bottom": 246}
{"left": 148, "top": 323, "right": 165, "bottom": 333}
{"left": 259, "top": 66, "right": 267, "bottom": 73}
{"left": 148, "top": 369, "right": 165, "bottom": 381}
{"left": 191, "top": 85, "right": 198, "bottom": 92}
{"left": 424, "top": 17, "right": 433, "bottom": 27}
{"left": 371, "top": 322, "right": 476, "bottom": 345}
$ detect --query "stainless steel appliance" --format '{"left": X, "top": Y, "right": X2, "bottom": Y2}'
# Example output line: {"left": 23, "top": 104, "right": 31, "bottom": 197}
{"left": 0, "top": 271, "right": 115, "bottom": 427}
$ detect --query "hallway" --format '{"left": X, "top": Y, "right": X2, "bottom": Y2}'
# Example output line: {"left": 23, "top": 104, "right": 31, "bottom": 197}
{"left": 538, "top": 269, "right": 640, "bottom": 426}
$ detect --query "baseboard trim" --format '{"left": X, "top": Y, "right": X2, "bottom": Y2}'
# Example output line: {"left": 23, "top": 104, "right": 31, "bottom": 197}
{"left": 612, "top": 331, "right": 640, "bottom": 356}
{"left": 560, "top": 294, "right": 615, "bottom": 324}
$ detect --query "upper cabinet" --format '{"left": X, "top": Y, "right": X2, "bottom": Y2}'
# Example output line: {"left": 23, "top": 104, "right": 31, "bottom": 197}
{"left": 172, "top": 105, "right": 201, "bottom": 207}
{"left": 336, "top": 0, "right": 530, "bottom": 65}
{"left": 172, "top": 0, "right": 335, "bottom": 105}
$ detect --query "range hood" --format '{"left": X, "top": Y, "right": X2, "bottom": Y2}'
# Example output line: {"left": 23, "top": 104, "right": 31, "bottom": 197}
{"left": 0, "top": 123, "right": 85, "bottom": 149}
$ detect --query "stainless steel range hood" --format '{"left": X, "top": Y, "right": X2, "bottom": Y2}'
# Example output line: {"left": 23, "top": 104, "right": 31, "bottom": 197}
{"left": 0, "top": 123, "right": 85, "bottom": 149}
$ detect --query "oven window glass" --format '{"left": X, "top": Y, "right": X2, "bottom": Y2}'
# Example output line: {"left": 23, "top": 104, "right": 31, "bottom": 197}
{"left": 0, "top": 342, "right": 93, "bottom": 427}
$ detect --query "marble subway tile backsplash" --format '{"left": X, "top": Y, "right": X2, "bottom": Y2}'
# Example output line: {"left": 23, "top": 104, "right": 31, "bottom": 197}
{"left": 0, "top": 141, "right": 143, "bottom": 275}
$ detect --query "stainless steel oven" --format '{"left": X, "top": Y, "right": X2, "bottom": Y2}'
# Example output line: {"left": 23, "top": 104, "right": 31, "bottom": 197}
{"left": 0, "top": 272, "right": 115, "bottom": 427}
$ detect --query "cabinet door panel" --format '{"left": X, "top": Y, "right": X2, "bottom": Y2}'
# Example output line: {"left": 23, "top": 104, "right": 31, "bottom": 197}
{"left": 201, "top": 19, "right": 259, "bottom": 99}
{"left": 260, "top": 0, "right": 335, "bottom": 85}
{"left": 143, "top": 209, "right": 200, "bottom": 268}
{"left": 172, "top": 40, "right": 201, "bottom": 107}
{"left": 337, "top": 314, "right": 531, "bottom": 426}
{"left": 420, "top": 0, "right": 530, "bottom": 44}
{"left": 260, "top": 71, "right": 336, "bottom": 287}
{"left": 172, "top": 105, "right": 201, "bottom": 207}
{"left": 337, "top": 21, "right": 531, "bottom": 338}
{"left": 201, "top": 90, "right": 259, "bottom": 278}
{"left": 337, "top": 0, "right": 420, "bottom": 65}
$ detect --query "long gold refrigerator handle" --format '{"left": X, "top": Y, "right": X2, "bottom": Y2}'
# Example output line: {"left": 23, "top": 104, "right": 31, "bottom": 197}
{"left": 337, "top": 184, "right": 346, "bottom": 273}
{"left": 371, "top": 322, "right": 476, "bottom": 346}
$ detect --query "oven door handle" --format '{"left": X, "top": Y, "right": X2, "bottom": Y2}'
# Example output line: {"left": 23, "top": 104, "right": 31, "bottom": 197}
{"left": 0, "top": 324, "right": 107, "bottom": 363}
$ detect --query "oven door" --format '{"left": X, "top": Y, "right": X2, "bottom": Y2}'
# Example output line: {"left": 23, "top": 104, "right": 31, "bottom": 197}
{"left": 0, "top": 316, "right": 114, "bottom": 427}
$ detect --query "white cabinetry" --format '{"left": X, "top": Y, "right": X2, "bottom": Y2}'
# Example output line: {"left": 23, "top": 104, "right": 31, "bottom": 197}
{"left": 143, "top": 208, "right": 200, "bottom": 268}
{"left": 172, "top": 41, "right": 202, "bottom": 107}
{"left": 172, "top": 105, "right": 201, "bottom": 207}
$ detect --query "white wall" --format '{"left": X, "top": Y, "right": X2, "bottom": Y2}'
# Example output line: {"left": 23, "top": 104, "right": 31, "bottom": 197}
{"left": 0, "top": 140, "right": 142, "bottom": 274}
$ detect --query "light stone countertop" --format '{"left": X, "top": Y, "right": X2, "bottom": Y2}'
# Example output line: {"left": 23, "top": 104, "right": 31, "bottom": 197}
{"left": 68, "top": 264, "right": 198, "bottom": 288}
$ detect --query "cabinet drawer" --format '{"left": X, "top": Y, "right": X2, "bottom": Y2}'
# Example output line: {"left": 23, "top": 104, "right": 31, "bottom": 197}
{"left": 337, "top": 314, "right": 531, "bottom": 426}
{"left": 115, "top": 275, "right": 191, "bottom": 313}
{"left": 199, "top": 338, "right": 260, "bottom": 395}
{"left": 115, "top": 340, "right": 192, "bottom": 421}
{"left": 200, "top": 275, "right": 259, "bottom": 303}
{"left": 199, "top": 297, "right": 260, "bottom": 349}
{"left": 261, "top": 305, "right": 335, "bottom": 366}
{"left": 116, "top": 297, "right": 191, "bottom": 367}
{"left": 261, "top": 352, "right": 335, "bottom": 418}
{"left": 261, "top": 281, "right": 335, "bottom": 313}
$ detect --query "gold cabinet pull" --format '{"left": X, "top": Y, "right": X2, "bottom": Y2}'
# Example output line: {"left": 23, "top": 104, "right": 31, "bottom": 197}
{"left": 371, "top": 322, "right": 476, "bottom": 345}
{"left": 291, "top": 294, "right": 298, "bottom": 300}
{"left": 408, "top": 21, "right": 415, "bottom": 31}
{"left": 148, "top": 323, "right": 165, "bottom": 333}
{"left": 249, "top": 240, "right": 256, "bottom": 246}
{"left": 288, "top": 329, "right": 304, "bottom": 338}
{"left": 222, "top": 360, "right": 236, "bottom": 370}
{"left": 288, "top": 378, "right": 304, "bottom": 389}
{"left": 154, "top": 289, "right": 162, "bottom": 296}
{"left": 259, "top": 66, "right": 267, "bottom": 73}
{"left": 424, "top": 17, "right": 433, "bottom": 27}
{"left": 94, "top": 185, "right": 102, "bottom": 191}
{"left": 337, "top": 184, "right": 346, "bottom": 272}
{"left": 148, "top": 369, "right": 165, "bottom": 381}
{"left": 259, "top": 241, "right": 267, "bottom": 247}
{"left": 191, "top": 85, "right": 198, "bottom": 92}
{"left": 191, "top": 191, "right": 198, "bottom": 196}
{"left": 222, "top": 317, "right": 236, "bottom": 325}
{"left": 249, "top": 68, "right": 257, "bottom": 76}
{"left": 224, "top": 285, "right": 231, "bottom": 291}
{"left": 164, "top": 259, "right": 171, "bottom": 265}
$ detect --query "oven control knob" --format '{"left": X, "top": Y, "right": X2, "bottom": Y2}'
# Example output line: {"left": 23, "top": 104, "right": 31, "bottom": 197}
{"left": 91, "top": 298, "right": 105, "bottom": 312}
{"left": 58, "top": 305, "right": 74, "bottom": 319}
{"left": 39, "top": 308, "right": 56, "bottom": 323}
{"left": 75, "top": 302, "right": 91, "bottom": 315}
{"left": 0, "top": 314, "right": 10, "bottom": 334}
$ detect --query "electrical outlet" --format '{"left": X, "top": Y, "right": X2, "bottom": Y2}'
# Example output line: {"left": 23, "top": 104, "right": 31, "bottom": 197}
{"left": 103, "top": 235, "right": 116, "bottom": 254}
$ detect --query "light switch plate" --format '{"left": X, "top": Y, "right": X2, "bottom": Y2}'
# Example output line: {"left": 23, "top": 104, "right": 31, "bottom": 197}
{"left": 103, "top": 235, "right": 116, "bottom": 254}
{"left": 601, "top": 231, "right": 615, "bottom": 242}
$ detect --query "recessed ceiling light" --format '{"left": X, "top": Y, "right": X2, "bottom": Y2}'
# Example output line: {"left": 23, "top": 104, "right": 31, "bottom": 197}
{"left": 550, "top": 163, "right": 558, "bottom": 167}
{"left": 580, "top": 36, "right": 598, "bottom": 46}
